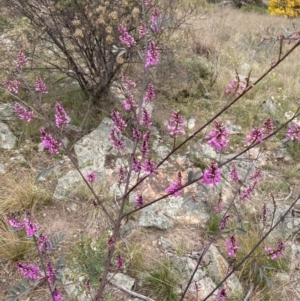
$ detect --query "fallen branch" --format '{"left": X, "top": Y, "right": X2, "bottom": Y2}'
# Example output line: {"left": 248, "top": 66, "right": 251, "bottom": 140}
{"left": 108, "top": 278, "right": 156, "bottom": 301}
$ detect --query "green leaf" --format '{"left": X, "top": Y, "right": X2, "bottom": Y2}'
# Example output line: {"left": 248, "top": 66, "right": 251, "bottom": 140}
{"left": 236, "top": 227, "right": 247, "bottom": 234}
{"left": 188, "top": 171, "right": 193, "bottom": 183}
{"left": 35, "top": 163, "right": 61, "bottom": 182}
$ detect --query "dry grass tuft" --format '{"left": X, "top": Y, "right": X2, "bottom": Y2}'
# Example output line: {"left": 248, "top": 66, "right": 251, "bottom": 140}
{"left": 0, "top": 172, "right": 53, "bottom": 213}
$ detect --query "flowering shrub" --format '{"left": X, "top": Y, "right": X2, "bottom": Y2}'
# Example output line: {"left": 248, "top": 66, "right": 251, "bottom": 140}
{"left": 3, "top": 2, "right": 300, "bottom": 301}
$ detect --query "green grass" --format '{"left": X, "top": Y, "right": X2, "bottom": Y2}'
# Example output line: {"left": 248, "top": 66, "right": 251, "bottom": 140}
{"left": 142, "top": 258, "right": 181, "bottom": 301}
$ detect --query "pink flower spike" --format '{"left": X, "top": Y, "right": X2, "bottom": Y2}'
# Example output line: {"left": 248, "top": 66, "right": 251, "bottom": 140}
{"left": 167, "top": 110, "right": 185, "bottom": 137}
{"left": 264, "top": 239, "right": 286, "bottom": 260}
{"left": 202, "top": 162, "right": 222, "bottom": 186}
{"left": 145, "top": 41, "right": 160, "bottom": 68}
{"left": 142, "top": 159, "right": 157, "bottom": 175}
{"left": 165, "top": 172, "right": 183, "bottom": 197}
{"left": 134, "top": 195, "right": 144, "bottom": 208}
{"left": 144, "top": 83, "right": 155, "bottom": 103}
{"left": 23, "top": 218, "right": 39, "bottom": 236}
{"left": 85, "top": 171, "right": 98, "bottom": 183}
{"left": 116, "top": 255, "right": 125, "bottom": 271}
{"left": 226, "top": 235, "right": 239, "bottom": 258}
{"left": 107, "top": 236, "right": 115, "bottom": 248}
{"left": 55, "top": 102, "right": 69, "bottom": 128}
{"left": 111, "top": 110, "right": 127, "bottom": 132}
{"left": 150, "top": 9, "right": 162, "bottom": 32}
{"left": 118, "top": 25, "right": 136, "bottom": 48}
{"left": 219, "top": 215, "right": 230, "bottom": 230}
{"left": 17, "top": 263, "right": 41, "bottom": 280}
{"left": 262, "top": 118, "right": 274, "bottom": 134}
{"left": 141, "top": 108, "right": 152, "bottom": 128}
{"left": 109, "top": 129, "right": 125, "bottom": 150}
{"left": 206, "top": 120, "right": 230, "bottom": 151}
{"left": 245, "top": 127, "right": 264, "bottom": 144}
{"left": 8, "top": 217, "right": 23, "bottom": 229}
{"left": 46, "top": 262, "right": 56, "bottom": 284}
{"left": 229, "top": 164, "right": 240, "bottom": 182}
{"left": 40, "top": 127, "right": 61, "bottom": 154}
{"left": 132, "top": 157, "right": 142, "bottom": 173}
{"left": 216, "top": 288, "right": 227, "bottom": 301}
{"left": 14, "top": 103, "right": 34, "bottom": 122}
{"left": 15, "top": 51, "right": 28, "bottom": 69}
{"left": 35, "top": 77, "right": 47, "bottom": 94}
{"left": 53, "top": 288, "right": 62, "bottom": 301}
{"left": 3, "top": 80, "right": 21, "bottom": 94}
{"left": 38, "top": 234, "right": 52, "bottom": 253}
{"left": 286, "top": 123, "right": 300, "bottom": 141}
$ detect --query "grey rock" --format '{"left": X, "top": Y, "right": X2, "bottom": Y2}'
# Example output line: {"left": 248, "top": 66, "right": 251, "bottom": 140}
{"left": 262, "top": 99, "right": 277, "bottom": 115}
{"left": 172, "top": 256, "right": 216, "bottom": 300}
{"left": 265, "top": 204, "right": 300, "bottom": 240}
{"left": 158, "top": 236, "right": 175, "bottom": 252}
{"left": 0, "top": 103, "right": 16, "bottom": 121}
{"left": 74, "top": 118, "right": 133, "bottom": 169}
{"left": 226, "top": 124, "right": 242, "bottom": 134}
{"left": 202, "top": 244, "right": 243, "bottom": 295}
{"left": 139, "top": 208, "right": 174, "bottom": 230}
{"left": 0, "top": 163, "right": 7, "bottom": 174}
{"left": 120, "top": 220, "right": 136, "bottom": 238}
{"left": 0, "top": 122, "right": 17, "bottom": 149}
{"left": 108, "top": 273, "right": 135, "bottom": 290}
{"left": 53, "top": 167, "right": 104, "bottom": 200}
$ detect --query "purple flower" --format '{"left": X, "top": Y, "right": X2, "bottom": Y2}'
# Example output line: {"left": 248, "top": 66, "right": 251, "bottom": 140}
{"left": 85, "top": 171, "right": 98, "bottom": 183}
{"left": 142, "top": 159, "right": 157, "bottom": 175}
{"left": 132, "top": 127, "right": 142, "bottom": 140}
{"left": 40, "top": 127, "right": 61, "bottom": 154}
{"left": 226, "top": 235, "right": 239, "bottom": 258}
{"left": 250, "top": 169, "right": 263, "bottom": 182}
{"left": 206, "top": 120, "right": 230, "bottom": 151}
{"left": 52, "top": 288, "right": 62, "bottom": 301}
{"left": 165, "top": 172, "right": 183, "bottom": 197}
{"left": 118, "top": 25, "right": 136, "bottom": 48}
{"left": 116, "top": 255, "right": 125, "bottom": 271}
{"left": 145, "top": 0, "right": 153, "bottom": 7}
{"left": 38, "top": 234, "right": 52, "bottom": 253}
{"left": 141, "top": 131, "right": 151, "bottom": 157}
{"left": 14, "top": 103, "right": 34, "bottom": 122}
{"left": 134, "top": 195, "right": 144, "bottom": 208}
{"left": 118, "top": 166, "right": 126, "bottom": 184}
{"left": 144, "top": 83, "right": 155, "bottom": 103}
{"left": 122, "top": 93, "right": 137, "bottom": 111}
{"left": 145, "top": 41, "right": 160, "bottom": 68}
{"left": 264, "top": 239, "right": 286, "bottom": 260}
{"left": 46, "top": 262, "right": 56, "bottom": 284}
{"left": 15, "top": 51, "right": 28, "bottom": 69}
{"left": 245, "top": 127, "right": 264, "bottom": 144}
{"left": 3, "top": 80, "right": 21, "bottom": 94}
{"left": 23, "top": 218, "right": 39, "bottom": 236}
{"left": 35, "top": 77, "right": 47, "bottom": 94}
{"left": 107, "top": 236, "right": 115, "bottom": 248}
{"left": 110, "top": 129, "right": 125, "bottom": 150}
{"left": 202, "top": 162, "right": 222, "bottom": 186}
{"left": 225, "top": 80, "right": 237, "bottom": 94}
{"left": 240, "top": 183, "right": 256, "bottom": 201}
{"left": 262, "top": 118, "right": 274, "bottom": 134}
{"left": 286, "top": 123, "right": 300, "bottom": 141}
{"left": 167, "top": 111, "right": 185, "bottom": 137}
{"left": 150, "top": 9, "right": 162, "bottom": 32}
{"left": 216, "top": 288, "right": 227, "bottom": 301}
{"left": 17, "top": 263, "right": 41, "bottom": 280}
{"left": 229, "top": 164, "right": 239, "bottom": 182}
{"left": 132, "top": 157, "right": 142, "bottom": 173}
{"left": 141, "top": 108, "right": 152, "bottom": 128}
{"left": 111, "top": 110, "right": 127, "bottom": 132}
{"left": 8, "top": 217, "right": 23, "bottom": 229}
{"left": 138, "top": 23, "right": 148, "bottom": 38}
{"left": 219, "top": 215, "right": 230, "bottom": 230}
{"left": 121, "top": 72, "right": 136, "bottom": 91}
{"left": 55, "top": 103, "right": 69, "bottom": 128}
